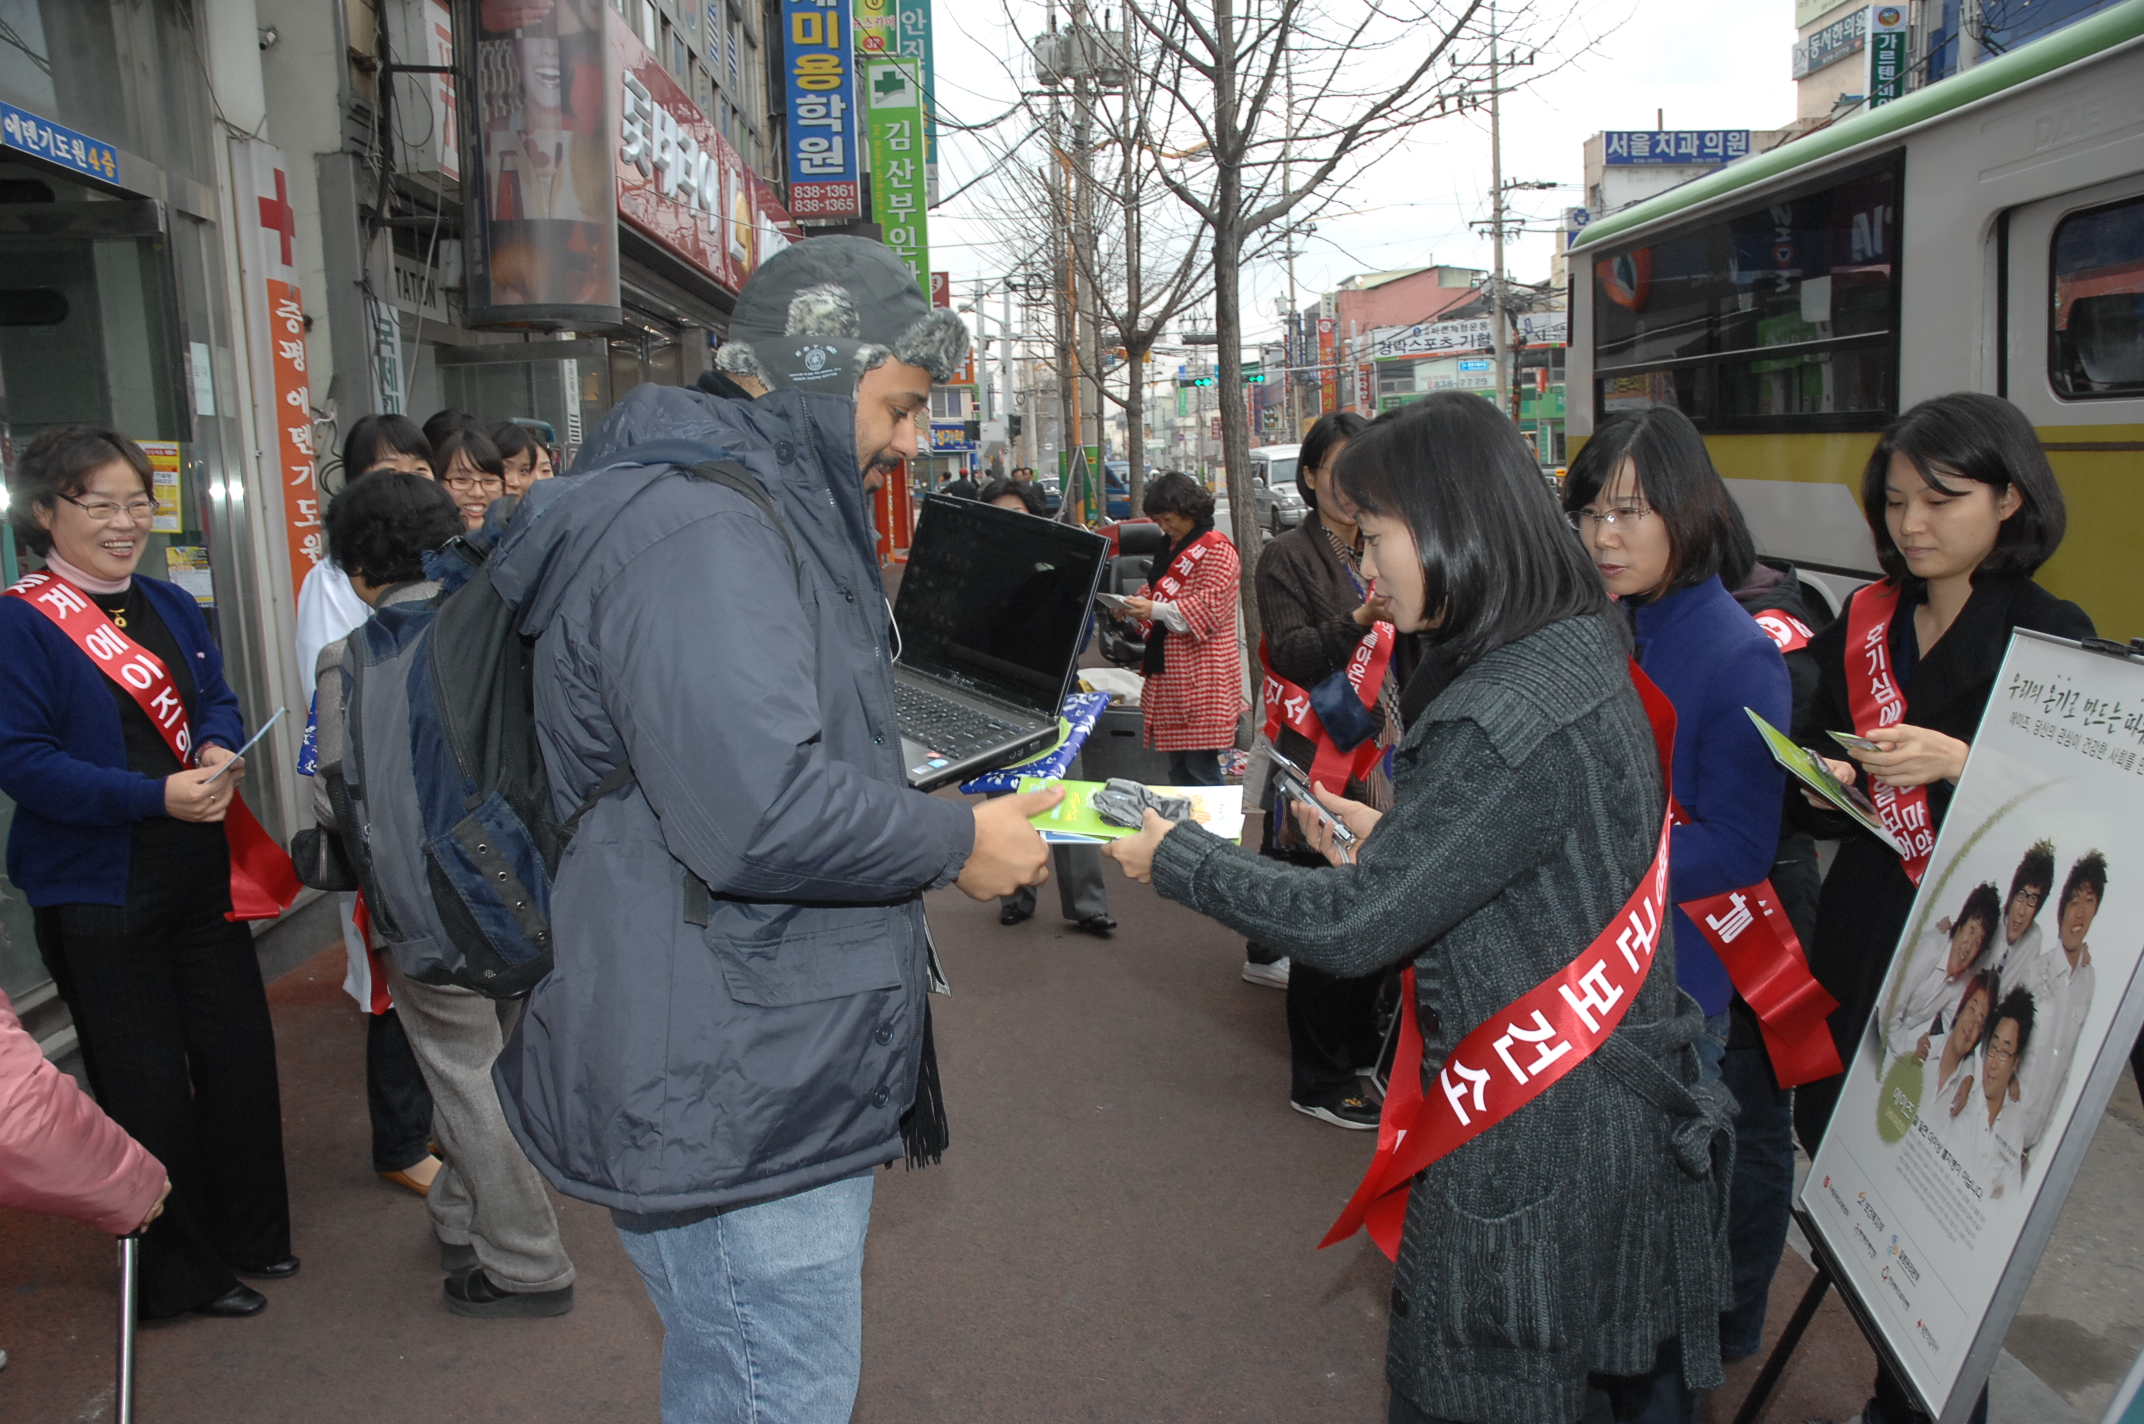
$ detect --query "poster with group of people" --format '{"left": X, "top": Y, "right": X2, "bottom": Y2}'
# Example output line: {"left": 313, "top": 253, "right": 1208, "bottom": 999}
{"left": 1807, "top": 630, "right": 2144, "bottom": 1422}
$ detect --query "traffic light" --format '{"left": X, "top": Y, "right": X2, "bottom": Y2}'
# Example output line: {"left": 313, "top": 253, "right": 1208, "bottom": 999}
{"left": 1241, "top": 362, "right": 1265, "bottom": 384}
{"left": 1008, "top": 414, "right": 1024, "bottom": 440}
{"left": 1175, "top": 375, "right": 1214, "bottom": 388}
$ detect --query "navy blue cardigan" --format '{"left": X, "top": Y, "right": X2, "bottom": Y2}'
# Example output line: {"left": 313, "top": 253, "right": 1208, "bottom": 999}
{"left": 1630, "top": 575, "right": 1793, "bottom": 1016}
{"left": 0, "top": 574, "right": 244, "bottom": 906}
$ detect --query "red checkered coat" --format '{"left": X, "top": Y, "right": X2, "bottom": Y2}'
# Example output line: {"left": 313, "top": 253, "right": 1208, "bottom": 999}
{"left": 1138, "top": 534, "right": 1245, "bottom": 751}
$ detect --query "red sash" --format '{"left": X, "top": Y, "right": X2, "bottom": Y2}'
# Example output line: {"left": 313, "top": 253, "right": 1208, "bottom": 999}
{"left": 1842, "top": 581, "right": 1935, "bottom": 883}
{"left": 5, "top": 572, "right": 300, "bottom": 922}
{"left": 1323, "top": 663, "right": 1678, "bottom": 1260}
{"left": 1752, "top": 610, "right": 1813, "bottom": 655}
{"left": 1258, "top": 621, "right": 1397, "bottom": 792}
{"left": 1135, "top": 528, "right": 1229, "bottom": 642}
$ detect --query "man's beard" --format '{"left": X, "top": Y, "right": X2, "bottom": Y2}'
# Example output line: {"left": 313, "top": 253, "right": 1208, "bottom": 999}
{"left": 861, "top": 448, "right": 903, "bottom": 492}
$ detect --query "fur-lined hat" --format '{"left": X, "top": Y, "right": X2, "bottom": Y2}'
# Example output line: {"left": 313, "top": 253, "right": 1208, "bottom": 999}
{"left": 714, "top": 236, "right": 968, "bottom": 394}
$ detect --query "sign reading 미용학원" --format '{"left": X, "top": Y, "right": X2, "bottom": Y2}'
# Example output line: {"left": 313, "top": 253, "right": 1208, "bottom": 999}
{"left": 465, "top": 0, "right": 619, "bottom": 326}
{"left": 784, "top": 0, "right": 861, "bottom": 218}
{"left": 865, "top": 56, "right": 927, "bottom": 294}
{"left": 1804, "top": 630, "right": 2144, "bottom": 1420}
{"left": 1868, "top": 5, "right": 1908, "bottom": 107}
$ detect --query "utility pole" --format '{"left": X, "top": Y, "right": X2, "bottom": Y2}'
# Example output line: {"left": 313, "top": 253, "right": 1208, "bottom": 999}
{"left": 1487, "top": 0, "right": 1507, "bottom": 415}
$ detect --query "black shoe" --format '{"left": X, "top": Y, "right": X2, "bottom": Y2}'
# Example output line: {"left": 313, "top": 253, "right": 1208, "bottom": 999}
{"left": 1000, "top": 903, "right": 1033, "bottom": 926}
{"left": 233, "top": 1255, "right": 299, "bottom": 1280}
{"left": 440, "top": 1240, "right": 478, "bottom": 1273}
{"left": 1291, "top": 1092, "right": 1381, "bottom": 1130}
{"left": 191, "top": 1283, "right": 268, "bottom": 1318}
{"left": 1073, "top": 913, "right": 1116, "bottom": 938}
{"left": 443, "top": 1267, "right": 574, "bottom": 1319}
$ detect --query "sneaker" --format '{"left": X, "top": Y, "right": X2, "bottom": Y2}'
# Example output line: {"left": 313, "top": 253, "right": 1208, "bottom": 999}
{"left": 443, "top": 1266, "right": 574, "bottom": 1319}
{"left": 1291, "top": 1092, "right": 1381, "bottom": 1130}
{"left": 1242, "top": 956, "right": 1290, "bottom": 989}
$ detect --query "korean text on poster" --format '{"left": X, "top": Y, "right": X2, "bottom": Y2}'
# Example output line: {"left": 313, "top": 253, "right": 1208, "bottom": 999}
{"left": 865, "top": 56, "right": 927, "bottom": 293}
{"left": 784, "top": 0, "right": 861, "bottom": 218}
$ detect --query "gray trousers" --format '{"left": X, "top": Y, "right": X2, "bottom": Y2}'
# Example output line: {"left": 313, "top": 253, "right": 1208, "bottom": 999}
{"left": 383, "top": 958, "right": 575, "bottom": 1293}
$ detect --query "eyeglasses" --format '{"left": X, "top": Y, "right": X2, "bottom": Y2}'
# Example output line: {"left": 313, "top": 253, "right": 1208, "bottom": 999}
{"left": 1985, "top": 1040, "right": 2018, "bottom": 1062}
{"left": 1567, "top": 505, "right": 1651, "bottom": 535}
{"left": 61, "top": 493, "right": 157, "bottom": 524}
{"left": 442, "top": 473, "right": 505, "bottom": 495}
{"left": 2012, "top": 888, "right": 2045, "bottom": 909}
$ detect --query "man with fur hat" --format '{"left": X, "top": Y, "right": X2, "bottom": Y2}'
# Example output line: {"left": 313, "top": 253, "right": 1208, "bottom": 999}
{"left": 489, "top": 237, "right": 1059, "bottom": 1421}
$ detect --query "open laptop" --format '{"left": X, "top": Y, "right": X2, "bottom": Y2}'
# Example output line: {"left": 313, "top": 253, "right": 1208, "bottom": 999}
{"left": 893, "top": 494, "right": 1109, "bottom": 791}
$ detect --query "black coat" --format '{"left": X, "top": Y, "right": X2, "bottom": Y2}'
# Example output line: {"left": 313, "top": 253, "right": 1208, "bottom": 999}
{"left": 1792, "top": 573, "right": 2093, "bottom": 1149}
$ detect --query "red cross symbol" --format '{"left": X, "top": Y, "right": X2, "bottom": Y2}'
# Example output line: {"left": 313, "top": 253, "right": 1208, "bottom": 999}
{"left": 257, "top": 167, "right": 296, "bottom": 267}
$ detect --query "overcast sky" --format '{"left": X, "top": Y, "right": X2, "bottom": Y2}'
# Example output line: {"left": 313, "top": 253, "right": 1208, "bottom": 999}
{"left": 922, "top": 1, "right": 1802, "bottom": 346}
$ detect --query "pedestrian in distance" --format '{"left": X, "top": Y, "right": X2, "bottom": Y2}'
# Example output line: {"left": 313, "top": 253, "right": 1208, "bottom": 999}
{"left": 0, "top": 426, "right": 297, "bottom": 1320}
{"left": 488, "top": 235, "right": 1061, "bottom": 1422}
{"left": 1563, "top": 406, "right": 1794, "bottom": 1380}
{"left": 1103, "top": 393, "right": 1736, "bottom": 1424}
{"left": 491, "top": 419, "right": 555, "bottom": 498}
{"left": 1118, "top": 471, "right": 1243, "bottom": 787}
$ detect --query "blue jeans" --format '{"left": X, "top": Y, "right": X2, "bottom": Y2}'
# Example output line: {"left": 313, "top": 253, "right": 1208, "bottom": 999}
{"left": 613, "top": 1173, "right": 875, "bottom": 1424}
{"left": 1719, "top": 1039, "right": 1796, "bottom": 1360}
{"left": 1166, "top": 748, "right": 1225, "bottom": 786}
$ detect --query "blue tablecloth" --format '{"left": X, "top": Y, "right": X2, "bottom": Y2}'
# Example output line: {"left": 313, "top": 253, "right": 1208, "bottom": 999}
{"left": 958, "top": 690, "right": 1115, "bottom": 794}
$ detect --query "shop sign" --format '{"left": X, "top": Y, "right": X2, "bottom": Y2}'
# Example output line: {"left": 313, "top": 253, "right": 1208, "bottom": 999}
{"left": 1367, "top": 310, "right": 1567, "bottom": 359}
{"left": 613, "top": 12, "right": 801, "bottom": 295}
{"left": 1602, "top": 130, "right": 1750, "bottom": 166}
{"left": 141, "top": 441, "right": 183, "bottom": 534}
{"left": 783, "top": 0, "right": 862, "bottom": 218}
{"left": 1317, "top": 315, "right": 1337, "bottom": 413}
{"left": 857, "top": 2, "right": 936, "bottom": 204}
{"left": 465, "top": 0, "right": 620, "bottom": 327}
{"left": 1793, "top": 7, "right": 1867, "bottom": 79}
{"left": 232, "top": 139, "right": 321, "bottom": 605}
{"left": 1868, "top": 6, "right": 1908, "bottom": 107}
{"left": 930, "top": 420, "right": 974, "bottom": 453}
{"left": 865, "top": 56, "right": 927, "bottom": 293}
{"left": 0, "top": 102, "right": 118, "bottom": 185}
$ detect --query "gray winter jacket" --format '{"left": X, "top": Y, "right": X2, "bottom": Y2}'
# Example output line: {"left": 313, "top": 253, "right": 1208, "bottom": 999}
{"left": 489, "top": 382, "right": 975, "bottom": 1214}
{"left": 1152, "top": 613, "right": 1734, "bottom": 1423}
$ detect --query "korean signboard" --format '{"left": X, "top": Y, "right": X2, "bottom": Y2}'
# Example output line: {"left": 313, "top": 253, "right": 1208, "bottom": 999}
{"left": 857, "top": 1, "right": 936, "bottom": 205}
{"left": 1367, "top": 311, "right": 1567, "bottom": 360}
{"left": 0, "top": 101, "right": 119, "bottom": 186}
{"left": 783, "top": 0, "right": 861, "bottom": 218}
{"left": 865, "top": 55, "right": 928, "bottom": 294}
{"left": 231, "top": 138, "right": 322, "bottom": 606}
{"left": 1316, "top": 315, "right": 1337, "bottom": 414}
{"left": 1794, "top": 6, "right": 1868, "bottom": 78}
{"left": 465, "top": 0, "right": 619, "bottom": 327}
{"left": 612, "top": 12, "right": 800, "bottom": 295}
{"left": 1601, "top": 130, "right": 1750, "bottom": 166}
{"left": 1806, "top": 631, "right": 2144, "bottom": 1421}
{"left": 1868, "top": 5, "right": 1908, "bottom": 107}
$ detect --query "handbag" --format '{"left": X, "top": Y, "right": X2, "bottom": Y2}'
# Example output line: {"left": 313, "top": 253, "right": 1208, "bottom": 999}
{"left": 287, "top": 826, "right": 361, "bottom": 892}
{"left": 1309, "top": 662, "right": 1380, "bottom": 752}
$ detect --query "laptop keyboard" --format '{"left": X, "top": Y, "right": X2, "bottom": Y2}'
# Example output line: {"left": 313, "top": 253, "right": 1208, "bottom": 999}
{"left": 896, "top": 682, "right": 1025, "bottom": 758}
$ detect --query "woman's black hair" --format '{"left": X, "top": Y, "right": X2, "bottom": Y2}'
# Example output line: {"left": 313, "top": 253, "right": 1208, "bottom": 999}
{"left": 489, "top": 419, "right": 538, "bottom": 464}
{"left": 1954, "top": 882, "right": 2003, "bottom": 952}
{"left": 1296, "top": 411, "right": 1369, "bottom": 511}
{"left": 2061, "top": 850, "right": 2108, "bottom": 912}
{"left": 326, "top": 472, "right": 465, "bottom": 587}
{"left": 977, "top": 476, "right": 1047, "bottom": 517}
{"left": 430, "top": 428, "right": 507, "bottom": 480}
{"left": 339, "top": 413, "right": 430, "bottom": 485}
{"left": 1562, "top": 405, "right": 1754, "bottom": 595}
{"left": 422, "top": 408, "right": 485, "bottom": 451}
{"left": 1338, "top": 392, "right": 1608, "bottom": 671}
{"left": 1141, "top": 470, "right": 1215, "bottom": 522}
{"left": 1861, "top": 392, "right": 2066, "bottom": 584}
{"left": 8, "top": 425, "right": 154, "bottom": 558}
{"left": 2009, "top": 838, "right": 2057, "bottom": 907}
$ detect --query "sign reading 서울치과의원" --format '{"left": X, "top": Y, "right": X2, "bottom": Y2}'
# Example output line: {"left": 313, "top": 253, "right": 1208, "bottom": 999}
{"left": 1601, "top": 130, "right": 1750, "bottom": 166}
{"left": 783, "top": 0, "right": 861, "bottom": 218}
{"left": 865, "top": 56, "right": 927, "bottom": 293}
{"left": 1804, "top": 630, "right": 2144, "bottom": 1420}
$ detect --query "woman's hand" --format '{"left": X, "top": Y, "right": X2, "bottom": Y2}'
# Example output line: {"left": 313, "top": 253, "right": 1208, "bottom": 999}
{"left": 1846, "top": 724, "right": 1970, "bottom": 788}
{"left": 197, "top": 744, "right": 245, "bottom": 788}
{"left": 1351, "top": 593, "right": 1393, "bottom": 628}
{"left": 164, "top": 765, "right": 235, "bottom": 823}
{"left": 1101, "top": 808, "right": 1172, "bottom": 884}
{"left": 1119, "top": 596, "right": 1155, "bottom": 621}
{"left": 1291, "top": 782, "right": 1380, "bottom": 867}
{"left": 1801, "top": 754, "right": 1858, "bottom": 809}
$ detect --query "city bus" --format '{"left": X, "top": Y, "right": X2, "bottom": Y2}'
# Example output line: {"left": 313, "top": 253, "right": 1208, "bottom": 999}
{"left": 1567, "top": 3, "right": 2144, "bottom": 637}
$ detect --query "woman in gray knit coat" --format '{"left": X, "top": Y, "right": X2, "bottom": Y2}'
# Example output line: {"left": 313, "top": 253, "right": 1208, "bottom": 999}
{"left": 1107, "top": 394, "right": 1736, "bottom": 1424}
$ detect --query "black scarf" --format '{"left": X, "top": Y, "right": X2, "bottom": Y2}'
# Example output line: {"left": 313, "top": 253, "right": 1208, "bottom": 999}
{"left": 1140, "top": 515, "right": 1215, "bottom": 678}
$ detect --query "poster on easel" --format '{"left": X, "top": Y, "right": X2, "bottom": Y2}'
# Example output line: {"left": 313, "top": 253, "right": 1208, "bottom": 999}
{"left": 1804, "top": 630, "right": 2144, "bottom": 1423}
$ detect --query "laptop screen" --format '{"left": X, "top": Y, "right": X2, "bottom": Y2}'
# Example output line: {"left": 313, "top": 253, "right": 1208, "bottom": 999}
{"left": 894, "top": 495, "right": 1108, "bottom": 715}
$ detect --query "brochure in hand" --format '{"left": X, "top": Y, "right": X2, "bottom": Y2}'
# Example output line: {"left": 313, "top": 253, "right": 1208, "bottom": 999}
{"left": 1018, "top": 777, "right": 1245, "bottom": 845}
{"left": 1744, "top": 707, "right": 1906, "bottom": 856}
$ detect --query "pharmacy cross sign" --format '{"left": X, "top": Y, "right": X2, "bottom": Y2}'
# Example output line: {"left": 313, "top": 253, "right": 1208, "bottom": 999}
{"left": 872, "top": 67, "right": 911, "bottom": 100}
{"left": 257, "top": 167, "right": 297, "bottom": 268}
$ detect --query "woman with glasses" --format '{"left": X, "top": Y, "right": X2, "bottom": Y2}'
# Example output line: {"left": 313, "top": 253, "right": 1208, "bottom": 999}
{"left": 0, "top": 426, "right": 295, "bottom": 1319}
{"left": 1563, "top": 407, "right": 1792, "bottom": 1403}
{"left": 431, "top": 427, "right": 510, "bottom": 531}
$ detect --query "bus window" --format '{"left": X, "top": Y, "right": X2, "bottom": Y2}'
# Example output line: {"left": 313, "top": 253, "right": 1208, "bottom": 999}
{"left": 1592, "top": 157, "right": 1900, "bottom": 431}
{"left": 2051, "top": 195, "right": 2144, "bottom": 399}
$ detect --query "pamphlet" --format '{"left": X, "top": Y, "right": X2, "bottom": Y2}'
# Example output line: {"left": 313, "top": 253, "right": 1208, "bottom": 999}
{"left": 1745, "top": 707, "right": 1906, "bottom": 856}
{"left": 1018, "top": 777, "right": 1244, "bottom": 845}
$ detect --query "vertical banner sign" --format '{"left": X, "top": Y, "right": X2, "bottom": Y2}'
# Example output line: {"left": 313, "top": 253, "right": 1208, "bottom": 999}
{"left": 231, "top": 139, "right": 321, "bottom": 606}
{"left": 141, "top": 441, "right": 183, "bottom": 533}
{"left": 1317, "top": 315, "right": 1338, "bottom": 414}
{"left": 1805, "top": 631, "right": 2144, "bottom": 1421}
{"left": 897, "top": 0, "right": 936, "bottom": 207}
{"left": 865, "top": 55, "right": 927, "bottom": 293}
{"left": 466, "top": 0, "right": 618, "bottom": 327}
{"left": 783, "top": 0, "right": 862, "bottom": 218}
{"left": 425, "top": 0, "right": 460, "bottom": 180}
{"left": 1868, "top": 6, "right": 1908, "bottom": 107}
